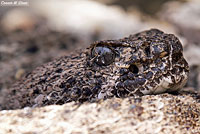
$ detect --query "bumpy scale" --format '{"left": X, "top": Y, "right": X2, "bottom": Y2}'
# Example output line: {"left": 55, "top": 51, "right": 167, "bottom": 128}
{"left": 6, "top": 29, "right": 189, "bottom": 109}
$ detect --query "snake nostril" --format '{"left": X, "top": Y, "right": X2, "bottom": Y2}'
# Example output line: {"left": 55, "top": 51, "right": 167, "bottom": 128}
{"left": 145, "top": 46, "right": 151, "bottom": 57}
{"left": 129, "top": 64, "right": 139, "bottom": 74}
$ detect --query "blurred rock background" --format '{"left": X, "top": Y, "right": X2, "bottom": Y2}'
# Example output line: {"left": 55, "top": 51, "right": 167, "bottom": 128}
{"left": 0, "top": 0, "right": 200, "bottom": 104}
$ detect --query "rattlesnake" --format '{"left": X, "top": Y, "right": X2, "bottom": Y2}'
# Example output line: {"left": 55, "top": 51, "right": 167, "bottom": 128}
{"left": 4, "top": 29, "right": 189, "bottom": 109}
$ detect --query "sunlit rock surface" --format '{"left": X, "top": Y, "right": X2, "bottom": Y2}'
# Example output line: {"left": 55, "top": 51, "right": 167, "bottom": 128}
{"left": 0, "top": 93, "right": 199, "bottom": 134}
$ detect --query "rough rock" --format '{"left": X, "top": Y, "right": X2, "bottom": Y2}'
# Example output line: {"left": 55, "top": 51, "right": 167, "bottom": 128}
{"left": 0, "top": 93, "right": 199, "bottom": 134}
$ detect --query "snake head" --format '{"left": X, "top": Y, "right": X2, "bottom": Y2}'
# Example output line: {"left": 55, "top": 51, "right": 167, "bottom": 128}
{"left": 88, "top": 29, "right": 189, "bottom": 97}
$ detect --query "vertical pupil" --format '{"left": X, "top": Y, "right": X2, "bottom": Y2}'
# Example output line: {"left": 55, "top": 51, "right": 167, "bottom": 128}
{"left": 145, "top": 46, "right": 150, "bottom": 57}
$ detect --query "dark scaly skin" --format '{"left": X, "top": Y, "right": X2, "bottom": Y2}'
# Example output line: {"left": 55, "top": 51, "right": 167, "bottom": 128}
{"left": 4, "top": 29, "right": 189, "bottom": 109}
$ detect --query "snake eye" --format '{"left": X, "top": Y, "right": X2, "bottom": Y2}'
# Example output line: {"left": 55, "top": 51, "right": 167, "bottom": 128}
{"left": 92, "top": 46, "right": 115, "bottom": 66}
